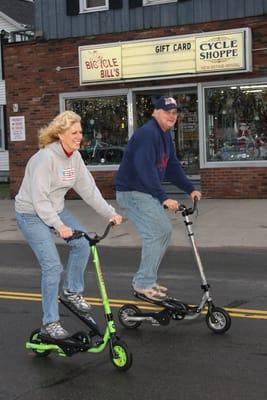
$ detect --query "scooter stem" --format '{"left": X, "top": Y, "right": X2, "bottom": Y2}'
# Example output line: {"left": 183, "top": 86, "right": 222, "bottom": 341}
{"left": 91, "top": 245, "right": 116, "bottom": 335}
{"left": 184, "top": 214, "right": 208, "bottom": 286}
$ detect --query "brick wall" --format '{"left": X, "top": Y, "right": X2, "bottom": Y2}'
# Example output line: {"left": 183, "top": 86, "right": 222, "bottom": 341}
{"left": 201, "top": 168, "right": 267, "bottom": 198}
{"left": 4, "top": 15, "right": 267, "bottom": 199}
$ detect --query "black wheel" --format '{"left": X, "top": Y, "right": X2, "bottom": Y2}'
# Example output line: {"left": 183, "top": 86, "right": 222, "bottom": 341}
{"left": 72, "top": 331, "right": 91, "bottom": 346}
{"left": 29, "top": 329, "right": 51, "bottom": 357}
{"left": 110, "top": 339, "right": 133, "bottom": 371}
{"left": 118, "top": 304, "right": 142, "bottom": 329}
{"left": 206, "top": 307, "right": 231, "bottom": 334}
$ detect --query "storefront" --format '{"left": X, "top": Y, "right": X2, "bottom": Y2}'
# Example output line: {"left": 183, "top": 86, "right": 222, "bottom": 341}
{"left": 61, "top": 85, "right": 199, "bottom": 175}
{"left": 61, "top": 26, "right": 266, "bottom": 196}
{"left": 5, "top": 18, "right": 267, "bottom": 198}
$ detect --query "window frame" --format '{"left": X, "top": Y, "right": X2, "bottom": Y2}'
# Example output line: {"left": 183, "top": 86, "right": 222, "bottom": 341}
{"left": 200, "top": 78, "right": 267, "bottom": 168}
{"left": 143, "top": 0, "right": 177, "bottom": 6}
{"left": 79, "top": 0, "right": 109, "bottom": 13}
{"left": 60, "top": 88, "right": 131, "bottom": 171}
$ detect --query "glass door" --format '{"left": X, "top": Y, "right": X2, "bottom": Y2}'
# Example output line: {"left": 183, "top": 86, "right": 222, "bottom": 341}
{"left": 134, "top": 87, "right": 199, "bottom": 175}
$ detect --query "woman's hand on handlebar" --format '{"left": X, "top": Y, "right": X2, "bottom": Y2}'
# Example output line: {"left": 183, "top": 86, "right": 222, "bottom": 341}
{"left": 57, "top": 224, "right": 73, "bottom": 238}
{"left": 110, "top": 213, "right": 123, "bottom": 225}
{"left": 190, "top": 190, "right": 202, "bottom": 202}
{"left": 163, "top": 198, "right": 180, "bottom": 211}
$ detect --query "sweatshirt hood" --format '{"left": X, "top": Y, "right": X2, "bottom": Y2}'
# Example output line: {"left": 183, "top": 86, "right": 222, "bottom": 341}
{"left": 47, "top": 141, "right": 72, "bottom": 159}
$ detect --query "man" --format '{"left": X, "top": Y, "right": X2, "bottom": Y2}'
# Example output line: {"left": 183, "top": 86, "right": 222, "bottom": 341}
{"left": 116, "top": 96, "right": 201, "bottom": 301}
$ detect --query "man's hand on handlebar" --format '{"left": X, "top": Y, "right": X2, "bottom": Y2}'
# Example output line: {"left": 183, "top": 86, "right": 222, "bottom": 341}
{"left": 110, "top": 213, "right": 123, "bottom": 225}
{"left": 163, "top": 191, "right": 201, "bottom": 213}
{"left": 163, "top": 198, "right": 180, "bottom": 211}
{"left": 190, "top": 190, "right": 202, "bottom": 201}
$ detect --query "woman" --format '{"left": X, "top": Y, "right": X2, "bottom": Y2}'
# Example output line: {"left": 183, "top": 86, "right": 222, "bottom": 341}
{"left": 15, "top": 110, "right": 122, "bottom": 339}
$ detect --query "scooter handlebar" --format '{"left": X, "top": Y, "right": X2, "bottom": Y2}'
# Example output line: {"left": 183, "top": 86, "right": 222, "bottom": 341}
{"left": 164, "top": 196, "right": 198, "bottom": 215}
{"left": 180, "top": 196, "right": 198, "bottom": 215}
{"left": 65, "top": 221, "right": 115, "bottom": 244}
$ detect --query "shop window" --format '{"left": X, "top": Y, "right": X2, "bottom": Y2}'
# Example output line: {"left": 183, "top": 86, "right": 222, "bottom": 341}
{"left": 205, "top": 84, "right": 267, "bottom": 163}
{"left": 65, "top": 95, "right": 128, "bottom": 166}
{"left": 135, "top": 88, "right": 199, "bottom": 175}
{"left": 175, "top": 91, "right": 199, "bottom": 175}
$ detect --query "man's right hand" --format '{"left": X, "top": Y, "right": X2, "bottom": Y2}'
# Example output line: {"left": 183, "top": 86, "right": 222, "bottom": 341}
{"left": 163, "top": 198, "right": 179, "bottom": 211}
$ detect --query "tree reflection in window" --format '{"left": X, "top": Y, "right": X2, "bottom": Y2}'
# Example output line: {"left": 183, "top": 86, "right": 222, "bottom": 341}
{"left": 206, "top": 85, "right": 267, "bottom": 162}
{"left": 66, "top": 96, "right": 128, "bottom": 165}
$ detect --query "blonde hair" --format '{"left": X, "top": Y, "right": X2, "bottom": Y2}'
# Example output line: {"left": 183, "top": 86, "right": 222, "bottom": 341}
{"left": 38, "top": 110, "right": 81, "bottom": 149}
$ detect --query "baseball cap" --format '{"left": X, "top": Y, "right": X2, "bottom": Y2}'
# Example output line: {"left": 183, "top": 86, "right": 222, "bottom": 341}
{"left": 154, "top": 96, "right": 178, "bottom": 111}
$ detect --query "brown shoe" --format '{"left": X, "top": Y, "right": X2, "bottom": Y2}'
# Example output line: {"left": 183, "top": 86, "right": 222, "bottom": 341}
{"left": 153, "top": 284, "right": 168, "bottom": 293}
{"left": 133, "top": 286, "right": 167, "bottom": 301}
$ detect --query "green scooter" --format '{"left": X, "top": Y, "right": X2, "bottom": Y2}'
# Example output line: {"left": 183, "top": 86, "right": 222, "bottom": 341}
{"left": 26, "top": 222, "right": 133, "bottom": 371}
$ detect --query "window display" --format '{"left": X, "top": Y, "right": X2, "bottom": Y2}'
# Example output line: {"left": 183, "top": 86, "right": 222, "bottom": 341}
{"left": 205, "top": 84, "right": 267, "bottom": 162}
{"left": 135, "top": 89, "right": 199, "bottom": 175}
{"left": 66, "top": 95, "right": 128, "bottom": 165}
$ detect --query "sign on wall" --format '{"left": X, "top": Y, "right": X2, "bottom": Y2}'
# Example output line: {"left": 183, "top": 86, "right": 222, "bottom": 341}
{"left": 121, "top": 37, "right": 196, "bottom": 79}
{"left": 79, "top": 45, "right": 122, "bottom": 82}
{"left": 79, "top": 28, "right": 251, "bottom": 85}
{"left": 195, "top": 32, "right": 246, "bottom": 73}
{"left": 10, "top": 116, "right": 26, "bottom": 141}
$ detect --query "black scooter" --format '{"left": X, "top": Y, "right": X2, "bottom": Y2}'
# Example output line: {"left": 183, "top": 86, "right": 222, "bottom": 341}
{"left": 118, "top": 199, "right": 231, "bottom": 334}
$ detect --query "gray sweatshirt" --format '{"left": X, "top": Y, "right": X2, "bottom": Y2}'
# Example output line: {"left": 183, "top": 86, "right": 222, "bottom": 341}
{"left": 15, "top": 141, "right": 116, "bottom": 229}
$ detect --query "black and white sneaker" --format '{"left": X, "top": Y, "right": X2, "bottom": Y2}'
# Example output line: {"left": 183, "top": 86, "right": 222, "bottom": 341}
{"left": 40, "top": 321, "right": 69, "bottom": 339}
{"left": 61, "top": 290, "right": 92, "bottom": 312}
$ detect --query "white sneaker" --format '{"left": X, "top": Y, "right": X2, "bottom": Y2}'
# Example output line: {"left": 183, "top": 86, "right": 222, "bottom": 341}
{"left": 62, "top": 290, "right": 92, "bottom": 312}
{"left": 41, "top": 321, "right": 69, "bottom": 339}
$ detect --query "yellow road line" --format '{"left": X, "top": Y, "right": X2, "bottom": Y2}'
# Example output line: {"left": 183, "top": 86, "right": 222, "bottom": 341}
{"left": 1, "top": 291, "right": 267, "bottom": 320}
{"left": 0, "top": 295, "right": 41, "bottom": 301}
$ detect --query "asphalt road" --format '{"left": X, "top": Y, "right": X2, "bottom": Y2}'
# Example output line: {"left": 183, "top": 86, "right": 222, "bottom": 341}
{"left": 0, "top": 243, "right": 267, "bottom": 400}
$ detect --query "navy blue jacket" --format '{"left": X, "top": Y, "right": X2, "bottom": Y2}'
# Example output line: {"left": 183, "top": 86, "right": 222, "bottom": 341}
{"left": 115, "top": 117, "right": 194, "bottom": 203}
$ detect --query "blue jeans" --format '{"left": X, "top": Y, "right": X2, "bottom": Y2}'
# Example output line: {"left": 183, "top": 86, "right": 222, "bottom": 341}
{"left": 116, "top": 191, "right": 172, "bottom": 289}
{"left": 16, "top": 208, "right": 90, "bottom": 325}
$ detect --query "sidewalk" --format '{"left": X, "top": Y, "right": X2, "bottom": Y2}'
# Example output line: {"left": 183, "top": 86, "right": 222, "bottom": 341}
{"left": 0, "top": 198, "right": 266, "bottom": 248}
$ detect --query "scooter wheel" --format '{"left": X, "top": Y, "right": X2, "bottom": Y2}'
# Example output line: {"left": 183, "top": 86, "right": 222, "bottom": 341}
{"left": 110, "top": 339, "right": 133, "bottom": 371}
{"left": 29, "top": 329, "right": 51, "bottom": 357}
{"left": 118, "top": 304, "right": 142, "bottom": 329}
{"left": 206, "top": 307, "right": 231, "bottom": 334}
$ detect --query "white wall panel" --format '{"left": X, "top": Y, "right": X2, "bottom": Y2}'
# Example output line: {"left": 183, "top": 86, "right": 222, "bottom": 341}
{"left": 0, "top": 151, "right": 9, "bottom": 171}
{"left": 0, "top": 81, "right": 6, "bottom": 105}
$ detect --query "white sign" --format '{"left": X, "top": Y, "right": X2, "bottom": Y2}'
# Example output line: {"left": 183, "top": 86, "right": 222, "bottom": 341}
{"left": 10, "top": 116, "right": 26, "bottom": 141}
{"left": 79, "top": 28, "right": 252, "bottom": 85}
{"left": 80, "top": 45, "right": 122, "bottom": 83}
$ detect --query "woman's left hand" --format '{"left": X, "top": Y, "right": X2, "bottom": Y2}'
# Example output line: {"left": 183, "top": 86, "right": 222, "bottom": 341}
{"left": 110, "top": 214, "right": 123, "bottom": 225}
